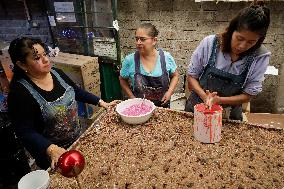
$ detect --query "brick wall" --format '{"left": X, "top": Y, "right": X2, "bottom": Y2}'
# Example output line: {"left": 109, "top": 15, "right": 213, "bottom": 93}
{"left": 117, "top": 0, "right": 284, "bottom": 113}
{"left": 0, "top": 0, "right": 52, "bottom": 44}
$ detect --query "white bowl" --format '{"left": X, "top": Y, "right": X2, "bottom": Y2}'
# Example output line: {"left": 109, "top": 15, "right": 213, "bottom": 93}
{"left": 116, "top": 98, "right": 156, "bottom": 124}
{"left": 18, "top": 170, "right": 50, "bottom": 189}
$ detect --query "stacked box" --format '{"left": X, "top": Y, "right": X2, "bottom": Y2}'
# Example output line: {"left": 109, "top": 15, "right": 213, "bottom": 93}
{"left": 50, "top": 52, "right": 101, "bottom": 118}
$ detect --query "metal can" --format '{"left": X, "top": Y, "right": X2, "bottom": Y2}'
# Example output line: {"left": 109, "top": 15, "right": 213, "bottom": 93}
{"left": 193, "top": 103, "right": 223, "bottom": 143}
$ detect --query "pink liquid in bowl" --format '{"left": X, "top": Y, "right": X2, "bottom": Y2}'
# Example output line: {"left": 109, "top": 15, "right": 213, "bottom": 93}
{"left": 122, "top": 103, "right": 152, "bottom": 116}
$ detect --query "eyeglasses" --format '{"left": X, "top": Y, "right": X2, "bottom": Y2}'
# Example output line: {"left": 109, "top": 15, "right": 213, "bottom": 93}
{"left": 135, "top": 36, "right": 152, "bottom": 42}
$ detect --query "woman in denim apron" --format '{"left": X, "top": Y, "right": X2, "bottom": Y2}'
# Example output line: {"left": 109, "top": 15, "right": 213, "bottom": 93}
{"left": 185, "top": 2, "right": 271, "bottom": 120}
{"left": 8, "top": 37, "right": 114, "bottom": 169}
{"left": 119, "top": 23, "right": 179, "bottom": 108}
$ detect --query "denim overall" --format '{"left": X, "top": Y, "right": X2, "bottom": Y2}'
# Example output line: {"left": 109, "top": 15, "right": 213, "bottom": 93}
{"left": 185, "top": 36, "right": 255, "bottom": 120}
{"left": 18, "top": 69, "right": 81, "bottom": 148}
{"left": 133, "top": 49, "right": 170, "bottom": 108}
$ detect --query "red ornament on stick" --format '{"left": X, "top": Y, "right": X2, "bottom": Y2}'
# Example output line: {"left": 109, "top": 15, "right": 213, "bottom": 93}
{"left": 57, "top": 150, "right": 85, "bottom": 188}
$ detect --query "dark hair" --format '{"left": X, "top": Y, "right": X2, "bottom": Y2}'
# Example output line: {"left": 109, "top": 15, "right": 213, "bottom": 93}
{"left": 8, "top": 37, "right": 48, "bottom": 83}
{"left": 137, "top": 23, "right": 159, "bottom": 38}
{"left": 220, "top": 1, "right": 270, "bottom": 55}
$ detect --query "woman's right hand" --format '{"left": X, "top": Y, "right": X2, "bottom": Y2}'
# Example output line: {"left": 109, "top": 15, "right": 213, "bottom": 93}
{"left": 47, "top": 144, "right": 66, "bottom": 169}
{"left": 204, "top": 90, "right": 220, "bottom": 109}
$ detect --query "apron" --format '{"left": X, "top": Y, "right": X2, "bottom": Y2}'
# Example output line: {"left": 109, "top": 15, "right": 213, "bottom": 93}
{"left": 18, "top": 69, "right": 81, "bottom": 148}
{"left": 185, "top": 36, "right": 255, "bottom": 120}
{"left": 133, "top": 49, "right": 170, "bottom": 108}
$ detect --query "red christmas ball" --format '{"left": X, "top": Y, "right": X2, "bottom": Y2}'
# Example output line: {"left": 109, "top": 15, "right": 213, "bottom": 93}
{"left": 57, "top": 150, "right": 85, "bottom": 178}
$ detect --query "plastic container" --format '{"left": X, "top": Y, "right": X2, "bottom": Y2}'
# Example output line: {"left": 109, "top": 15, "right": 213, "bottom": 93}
{"left": 193, "top": 103, "right": 223, "bottom": 143}
{"left": 116, "top": 98, "right": 155, "bottom": 125}
{"left": 18, "top": 170, "right": 50, "bottom": 189}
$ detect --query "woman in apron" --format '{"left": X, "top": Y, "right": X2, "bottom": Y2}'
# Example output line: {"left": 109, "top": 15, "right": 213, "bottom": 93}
{"left": 8, "top": 37, "right": 115, "bottom": 169}
{"left": 185, "top": 1, "right": 271, "bottom": 120}
{"left": 119, "top": 23, "right": 179, "bottom": 108}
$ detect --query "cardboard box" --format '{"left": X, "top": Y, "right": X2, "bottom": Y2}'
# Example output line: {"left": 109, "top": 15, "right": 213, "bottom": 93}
{"left": 50, "top": 52, "right": 101, "bottom": 118}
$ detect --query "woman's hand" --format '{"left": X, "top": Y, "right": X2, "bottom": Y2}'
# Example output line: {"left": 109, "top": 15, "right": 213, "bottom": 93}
{"left": 99, "top": 99, "right": 120, "bottom": 110}
{"left": 204, "top": 90, "right": 220, "bottom": 109}
{"left": 47, "top": 144, "right": 66, "bottom": 169}
{"left": 161, "top": 91, "right": 172, "bottom": 105}
{"left": 119, "top": 76, "right": 135, "bottom": 99}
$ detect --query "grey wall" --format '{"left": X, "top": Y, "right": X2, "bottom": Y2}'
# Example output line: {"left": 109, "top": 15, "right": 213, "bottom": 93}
{"left": 117, "top": 0, "right": 284, "bottom": 113}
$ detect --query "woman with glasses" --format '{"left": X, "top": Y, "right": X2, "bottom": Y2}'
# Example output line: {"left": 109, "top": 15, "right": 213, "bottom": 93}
{"left": 119, "top": 23, "right": 179, "bottom": 108}
{"left": 7, "top": 37, "right": 115, "bottom": 169}
{"left": 185, "top": 1, "right": 270, "bottom": 120}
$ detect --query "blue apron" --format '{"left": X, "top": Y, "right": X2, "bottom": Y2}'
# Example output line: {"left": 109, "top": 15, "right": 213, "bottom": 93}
{"left": 185, "top": 36, "right": 255, "bottom": 120}
{"left": 133, "top": 49, "right": 170, "bottom": 108}
{"left": 18, "top": 69, "right": 81, "bottom": 148}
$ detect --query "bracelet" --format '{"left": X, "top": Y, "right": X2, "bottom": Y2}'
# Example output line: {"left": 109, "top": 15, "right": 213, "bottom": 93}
{"left": 98, "top": 99, "right": 103, "bottom": 106}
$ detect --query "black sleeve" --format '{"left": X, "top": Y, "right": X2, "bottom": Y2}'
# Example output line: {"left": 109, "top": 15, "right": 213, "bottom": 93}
{"left": 54, "top": 68, "right": 101, "bottom": 105}
{"left": 8, "top": 83, "right": 52, "bottom": 168}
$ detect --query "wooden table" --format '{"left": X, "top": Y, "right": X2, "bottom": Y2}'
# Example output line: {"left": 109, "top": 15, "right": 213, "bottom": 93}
{"left": 49, "top": 109, "right": 284, "bottom": 189}
{"left": 246, "top": 113, "right": 284, "bottom": 129}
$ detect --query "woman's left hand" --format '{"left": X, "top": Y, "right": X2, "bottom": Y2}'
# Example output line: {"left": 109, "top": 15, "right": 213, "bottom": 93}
{"left": 99, "top": 99, "right": 120, "bottom": 110}
{"left": 161, "top": 91, "right": 172, "bottom": 105}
